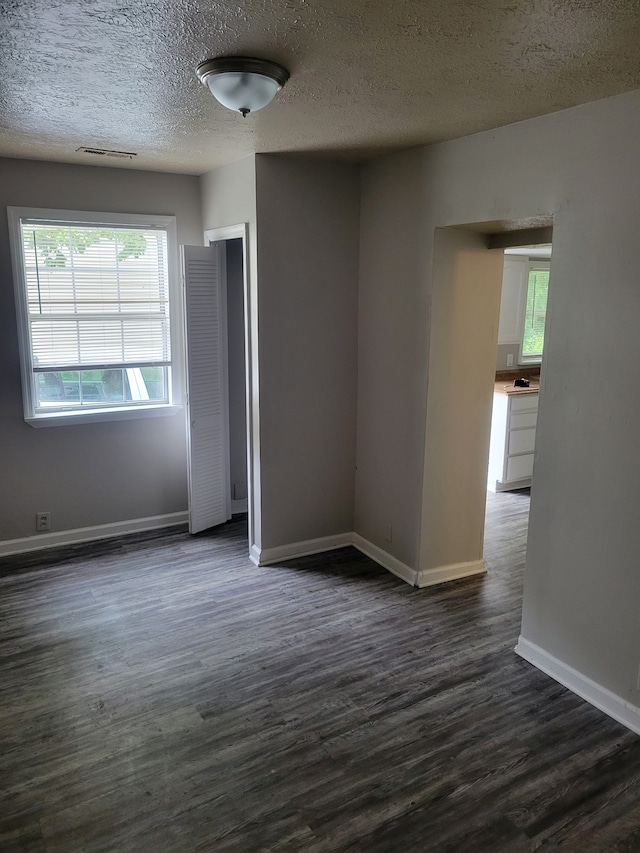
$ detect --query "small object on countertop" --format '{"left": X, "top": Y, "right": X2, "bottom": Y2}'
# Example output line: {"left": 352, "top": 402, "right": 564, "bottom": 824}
{"left": 514, "top": 377, "right": 530, "bottom": 387}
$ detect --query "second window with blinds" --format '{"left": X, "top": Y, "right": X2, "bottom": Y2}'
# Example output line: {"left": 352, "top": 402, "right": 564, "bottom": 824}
{"left": 8, "top": 208, "right": 181, "bottom": 426}
{"left": 521, "top": 260, "right": 550, "bottom": 363}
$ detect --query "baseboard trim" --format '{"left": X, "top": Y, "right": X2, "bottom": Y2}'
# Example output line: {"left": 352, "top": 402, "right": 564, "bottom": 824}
{"left": 416, "top": 559, "right": 487, "bottom": 588}
{"left": 493, "top": 477, "right": 532, "bottom": 492}
{"left": 351, "top": 534, "right": 418, "bottom": 586}
{"left": 256, "top": 533, "right": 352, "bottom": 566}
{"left": 0, "top": 512, "right": 189, "bottom": 558}
{"left": 1, "top": 517, "right": 487, "bottom": 594}
{"left": 252, "top": 532, "right": 483, "bottom": 589}
{"left": 515, "top": 637, "right": 640, "bottom": 736}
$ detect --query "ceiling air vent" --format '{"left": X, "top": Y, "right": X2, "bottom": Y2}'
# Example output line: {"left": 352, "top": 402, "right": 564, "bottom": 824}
{"left": 77, "top": 147, "right": 137, "bottom": 160}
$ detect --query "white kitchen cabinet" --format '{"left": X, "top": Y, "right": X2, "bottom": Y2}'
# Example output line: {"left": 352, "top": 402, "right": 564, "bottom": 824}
{"left": 497, "top": 256, "right": 528, "bottom": 344}
{"left": 487, "top": 389, "right": 539, "bottom": 492}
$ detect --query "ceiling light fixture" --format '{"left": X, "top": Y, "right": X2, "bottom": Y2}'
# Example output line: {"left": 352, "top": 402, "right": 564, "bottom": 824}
{"left": 196, "top": 56, "right": 289, "bottom": 117}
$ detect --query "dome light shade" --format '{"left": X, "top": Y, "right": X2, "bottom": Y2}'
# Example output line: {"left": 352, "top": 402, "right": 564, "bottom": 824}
{"left": 196, "top": 57, "right": 290, "bottom": 117}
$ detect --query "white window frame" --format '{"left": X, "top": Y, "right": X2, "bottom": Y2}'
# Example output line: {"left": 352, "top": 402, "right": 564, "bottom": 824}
{"left": 8, "top": 207, "right": 183, "bottom": 427}
{"left": 519, "top": 259, "right": 551, "bottom": 365}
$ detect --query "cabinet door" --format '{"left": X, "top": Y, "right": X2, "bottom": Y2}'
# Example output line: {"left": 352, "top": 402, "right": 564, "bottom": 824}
{"left": 510, "top": 411, "right": 537, "bottom": 430}
{"left": 507, "top": 454, "right": 534, "bottom": 482}
{"left": 510, "top": 393, "right": 538, "bottom": 412}
{"left": 509, "top": 427, "right": 536, "bottom": 455}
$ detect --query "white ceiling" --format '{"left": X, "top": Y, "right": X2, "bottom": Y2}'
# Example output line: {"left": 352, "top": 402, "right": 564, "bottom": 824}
{"left": 2, "top": 0, "right": 640, "bottom": 175}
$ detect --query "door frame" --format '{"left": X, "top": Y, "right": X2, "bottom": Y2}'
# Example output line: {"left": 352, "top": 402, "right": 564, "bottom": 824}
{"left": 204, "top": 223, "right": 258, "bottom": 559}
{"left": 418, "top": 221, "right": 553, "bottom": 582}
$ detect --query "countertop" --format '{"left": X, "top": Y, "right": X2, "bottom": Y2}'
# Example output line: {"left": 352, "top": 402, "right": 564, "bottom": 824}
{"left": 494, "top": 378, "right": 540, "bottom": 396}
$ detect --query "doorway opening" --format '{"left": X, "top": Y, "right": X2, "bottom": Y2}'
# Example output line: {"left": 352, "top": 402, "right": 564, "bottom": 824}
{"left": 488, "top": 245, "right": 552, "bottom": 492}
{"left": 485, "top": 239, "right": 553, "bottom": 570}
{"left": 223, "top": 237, "right": 249, "bottom": 516}
{"left": 183, "top": 223, "right": 255, "bottom": 553}
{"left": 418, "top": 220, "right": 552, "bottom": 588}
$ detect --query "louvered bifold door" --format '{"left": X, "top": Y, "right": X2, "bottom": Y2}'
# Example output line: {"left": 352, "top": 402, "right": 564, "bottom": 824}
{"left": 183, "top": 243, "right": 231, "bottom": 534}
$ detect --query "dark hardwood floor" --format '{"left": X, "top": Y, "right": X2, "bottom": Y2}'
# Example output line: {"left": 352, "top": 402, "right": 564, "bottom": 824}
{"left": 2, "top": 491, "right": 640, "bottom": 852}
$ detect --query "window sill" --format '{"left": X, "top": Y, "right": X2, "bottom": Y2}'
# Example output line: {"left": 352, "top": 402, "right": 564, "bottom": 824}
{"left": 26, "top": 404, "right": 183, "bottom": 428}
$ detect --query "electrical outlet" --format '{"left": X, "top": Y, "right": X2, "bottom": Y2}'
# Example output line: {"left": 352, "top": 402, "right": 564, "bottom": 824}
{"left": 233, "top": 482, "right": 247, "bottom": 500}
{"left": 36, "top": 512, "right": 50, "bottom": 532}
{"left": 506, "top": 353, "right": 514, "bottom": 367}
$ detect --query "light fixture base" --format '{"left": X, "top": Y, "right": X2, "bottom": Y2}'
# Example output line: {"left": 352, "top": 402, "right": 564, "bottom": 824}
{"left": 196, "top": 56, "right": 290, "bottom": 116}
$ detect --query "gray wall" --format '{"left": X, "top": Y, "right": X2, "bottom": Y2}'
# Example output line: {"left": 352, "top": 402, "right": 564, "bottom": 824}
{"left": 355, "top": 148, "right": 430, "bottom": 567}
{"left": 357, "top": 88, "right": 640, "bottom": 703}
{"left": 200, "top": 155, "right": 259, "bottom": 542}
{"left": 200, "top": 156, "right": 257, "bottom": 234}
{"left": 0, "top": 158, "right": 202, "bottom": 542}
{"left": 255, "top": 155, "right": 360, "bottom": 549}
{"left": 200, "top": 154, "right": 360, "bottom": 552}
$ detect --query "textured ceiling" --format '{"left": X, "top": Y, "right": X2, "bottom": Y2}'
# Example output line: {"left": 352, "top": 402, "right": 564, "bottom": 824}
{"left": 2, "top": 0, "right": 640, "bottom": 175}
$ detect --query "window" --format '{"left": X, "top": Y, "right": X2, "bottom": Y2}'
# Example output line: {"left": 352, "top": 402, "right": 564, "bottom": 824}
{"left": 520, "top": 261, "right": 550, "bottom": 362}
{"left": 9, "top": 208, "right": 181, "bottom": 426}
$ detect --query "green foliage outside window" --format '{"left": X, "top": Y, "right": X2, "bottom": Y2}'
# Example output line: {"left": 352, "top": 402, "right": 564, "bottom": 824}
{"left": 25, "top": 227, "right": 148, "bottom": 267}
{"left": 522, "top": 269, "right": 549, "bottom": 357}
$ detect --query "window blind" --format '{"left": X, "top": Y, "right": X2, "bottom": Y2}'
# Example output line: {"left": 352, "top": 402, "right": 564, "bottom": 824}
{"left": 21, "top": 222, "right": 170, "bottom": 372}
{"left": 522, "top": 267, "right": 549, "bottom": 358}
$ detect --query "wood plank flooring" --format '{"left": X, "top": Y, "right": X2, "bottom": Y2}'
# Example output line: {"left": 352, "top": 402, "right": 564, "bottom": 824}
{"left": 2, "top": 491, "right": 640, "bottom": 851}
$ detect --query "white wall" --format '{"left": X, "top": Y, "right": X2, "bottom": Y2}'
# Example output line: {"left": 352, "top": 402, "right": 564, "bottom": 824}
{"left": 498, "top": 257, "right": 527, "bottom": 345}
{"left": 496, "top": 255, "right": 528, "bottom": 368}
{"left": 255, "top": 155, "right": 360, "bottom": 550}
{"left": 0, "top": 158, "right": 202, "bottom": 543}
{"left": 357, "top": 88, "right": 640, "bottom": 709}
